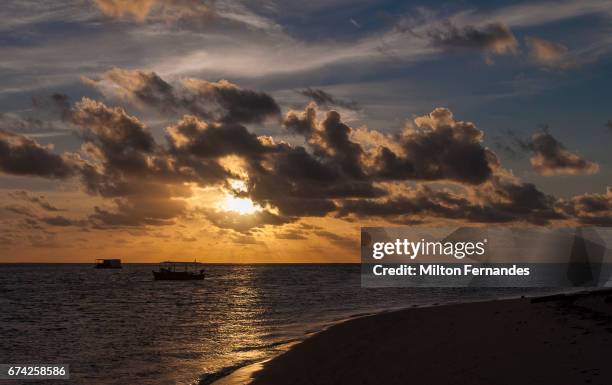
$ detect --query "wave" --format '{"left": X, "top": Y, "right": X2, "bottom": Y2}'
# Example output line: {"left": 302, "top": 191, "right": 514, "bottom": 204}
{"left": 231, "top": 338, "right": 299, "bottom": 353}
{"left": 197, "top": 359, "right": 261, "bottom": 385}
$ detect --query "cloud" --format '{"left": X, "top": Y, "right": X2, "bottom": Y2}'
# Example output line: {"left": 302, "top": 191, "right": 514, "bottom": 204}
{"left": 460, "top": 0, "right": 612, "bottom": 30}
{"left": 338, "top": 176, "right": 562, "bottom": 225}
{"left": 0, "top": 72, "right": 603, "bottom": 230}
{"left": 297, "top": 88, "right": 359, "bottom": 110}
{"left": 32, "top": 93, "right": 72, "bottom": 121}
{"left": 201, "top": 208, "right": 290, "bottom": 233}
{"left": 9, "top": 190, "right": 63, "bottom": 212}
{"left": 282, "top": 104, "right": 369, "bottom": 181}
{"left": 0, "top": 94, "right": 73, "bottom": 137}
{"left": 166, "top": 115, "right": 274, "bottom": 159}
{"left": 90, "top": 196, "right": 186, "bottom": 227}
{"left": 283, "top": 103, "right": 317, "bottom": 136}
{"left": 275, "top": 229, "right": 307, "bottom": 240}
{"left": 93, "top": 0, "right": 280, "bottom": 32}
{"left": 316, "top": 110, "right": 366, "bottom": 178}
{"left": 428, "top": 22, "right": 518, "bottom": 57}
{"left": 40, "top": 215, "right": 75, "bottom": 226}
{"left": 371, "top": 107, "right": 494, "bottom": 184}
{"left": 525, "top": 36, "right": 576, "bottom": 68}
{"left": 94, "top": 0, "right": 213, "bottom": 23}
{"left": 66, "top": 93, "right": 289, "bottom": 228}
{"left": 0, "top": 129, "right": 76, "bottom": 178}
{"left": 560, "top": 188, "right": 612, "bottom": 225}
{"left": 282, "top": 105, "right": 497, "bottom": 187}
{"left": 313, "top": 229, "right": 356, "bottom": 248}
{"left": 85, "top": 68, "right": 281, "bottom": 124}
{"left": 182, "top": 78, "right": 281, "bottom": 124}
{"left": 519, "top": 130, "right": 599, "bottom": 176}
{"left": 69, "top": 97, "right": 198, "bottom": 227}
{"left": 2, "top": 204, "right": 35, "bottom": 217}
{"left": 525, "top": 37, "right": 567, "bottom": 63}
{"left": 0, "top": 113, "right": 49, "bottom": 134}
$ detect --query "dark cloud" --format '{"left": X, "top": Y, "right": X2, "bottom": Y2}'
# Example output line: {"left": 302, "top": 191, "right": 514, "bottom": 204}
{"left": 9, "top": 190, "right": 62, "bottom": 211}
{"left": 371, "top": 108, "right": 494, "bottom": 184}
{"left": 71, "top": 98, "right": 170, "bottom": 197}
{"left": 560, "top": 188, "right": 612, "bottom": 225}
{"left": 106, "top": 70, "right": 177, "bottom": 112}
{"left": 183, "top": 78, "right": 281, "bottom": 124}
{"left": 519, "top": 129, "right": 599, "bottom": 176}
{"left": 318, "top": 111, "right": 366, "bottom": 178}
{"left": 297, "top": 88, "right": 359, "bottom": 110}
{"left": 244, "top": 145, "right": 381, "bottom": 219}
{"left": 0, "top": 129, "right": 75, "bottom": 178}
{"left": 429, "top": 22, "right": 518, "bottom": 57}
{"left": 338, "top": 177, "right": 562, "bottom": 225}
{"left": 2, "top": 200, "right": 81, "bottom": 228}
{"left": 282, "top": 105, "right": 367, "bottom": 179}
{"left": 72, "top": 97, "right": 155, "bottom": 155}
{"left": 90, "top": 197, "right": 185, "bottom": 227}
{"left": 166, "top": 115, "right": 274, "bottom": 160}
{"left": 86, "top": 68, "right": 281, "bottom": 124}
{"left": 283, "top": 103, "right": 317, "bottom": 136}
{"left": 483, "top": 176, "right": 562, "bottom": 224}
{"left": 41, "top": 215, "right": 74, "bottom": 227}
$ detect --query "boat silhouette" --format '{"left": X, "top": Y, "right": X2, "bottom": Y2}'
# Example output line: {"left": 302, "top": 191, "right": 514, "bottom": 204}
{"left": 94, "top": 259, "right": 122, "bottom": 269}
{"left": 153, "top": 261, "right": 205, "bottom": 280}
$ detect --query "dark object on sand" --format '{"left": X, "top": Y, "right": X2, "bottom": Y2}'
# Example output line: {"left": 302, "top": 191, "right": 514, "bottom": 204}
{"left": 153, "top": 261, "right": 205, "bottom": 280}
{"left": 94, "top": 258, "right": 122, "bottom": 269}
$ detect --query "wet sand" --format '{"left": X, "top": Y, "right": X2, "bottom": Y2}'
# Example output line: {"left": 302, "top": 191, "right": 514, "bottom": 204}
{"left": 242, "top": 291, "right": 612, "bottom": 385}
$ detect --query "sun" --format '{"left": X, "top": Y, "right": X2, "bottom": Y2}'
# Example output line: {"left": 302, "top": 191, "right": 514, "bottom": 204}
{"left": 221, "top": 195, "right": 261, "bottom": 215}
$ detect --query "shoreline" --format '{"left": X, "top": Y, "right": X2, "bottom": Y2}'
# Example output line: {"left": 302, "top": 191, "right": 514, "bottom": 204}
{"left": 215, "top": 290, "right": 612, "bottom": 385}
{"left": 206, "top": 307, "right": 402, "bottom": 385}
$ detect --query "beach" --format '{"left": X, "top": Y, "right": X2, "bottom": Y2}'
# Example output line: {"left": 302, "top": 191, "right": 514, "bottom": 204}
{"left": 243, "top": 291, "right": 612, "bottom": 385}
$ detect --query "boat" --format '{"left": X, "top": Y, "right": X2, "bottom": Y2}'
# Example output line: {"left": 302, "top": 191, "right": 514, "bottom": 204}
{"left": 94, "top": 258, "right": 122, "bottom": 269}
{"left": 153, "top": 261, "right": 205, "bottom": 280}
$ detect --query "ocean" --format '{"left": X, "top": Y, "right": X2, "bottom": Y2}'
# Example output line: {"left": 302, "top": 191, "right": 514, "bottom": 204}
{"left": 0, "top": 264, "right": 560, "bottom": 385}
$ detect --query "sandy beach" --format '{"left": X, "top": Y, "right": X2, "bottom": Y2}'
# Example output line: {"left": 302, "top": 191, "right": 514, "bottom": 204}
{"left": 242, "top": 291, "right": 612, "bottom": 385}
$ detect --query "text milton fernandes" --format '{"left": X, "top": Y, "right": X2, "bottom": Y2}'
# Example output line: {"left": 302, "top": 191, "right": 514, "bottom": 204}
{"left": 372, "top": 264, "right": 531, "bottom": 276}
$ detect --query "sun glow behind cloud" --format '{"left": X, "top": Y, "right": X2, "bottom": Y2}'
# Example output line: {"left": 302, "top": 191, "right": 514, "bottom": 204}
{"left": 218, "top": 179, "right": 262, "bottom": 215}
{"left": 221, "top": 195, "right": 261, "bottom": 215}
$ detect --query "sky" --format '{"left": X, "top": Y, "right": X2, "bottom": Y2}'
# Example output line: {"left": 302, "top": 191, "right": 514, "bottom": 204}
{"left": 0, "top": 0, "right": 611, "bottom": 262}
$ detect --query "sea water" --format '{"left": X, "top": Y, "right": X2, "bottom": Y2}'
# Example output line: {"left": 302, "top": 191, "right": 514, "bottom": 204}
{"left": 0, "top": 264, "right": 560, "bottom": 385}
